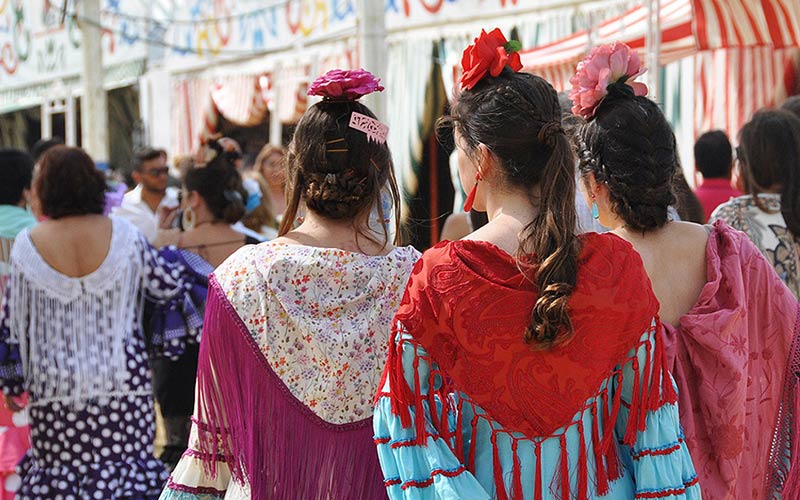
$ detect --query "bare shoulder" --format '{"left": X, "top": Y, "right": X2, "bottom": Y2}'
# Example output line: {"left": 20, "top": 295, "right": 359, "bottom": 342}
{"left": 665, "top": 221, "right": 710, "bottom": 251}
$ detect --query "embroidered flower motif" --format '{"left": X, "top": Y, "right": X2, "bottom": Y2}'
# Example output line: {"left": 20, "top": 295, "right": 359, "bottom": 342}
{"left": 307, "top": 68, "right": 384, "bottom": 101}
{"left": 568, "top": 42, "right": 648, "bottom": 119}
{"left": 460, "top": 28, "right": 523, "bottom": 90}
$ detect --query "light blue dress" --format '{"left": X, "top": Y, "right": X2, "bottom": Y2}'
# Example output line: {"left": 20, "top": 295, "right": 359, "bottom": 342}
{"left": 374, "top": 328, "right": 702, "bottom": 500}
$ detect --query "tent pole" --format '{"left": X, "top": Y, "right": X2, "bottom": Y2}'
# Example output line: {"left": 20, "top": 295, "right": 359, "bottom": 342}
{"left": 646, "top": 0, "right": 663, "bottom": 101}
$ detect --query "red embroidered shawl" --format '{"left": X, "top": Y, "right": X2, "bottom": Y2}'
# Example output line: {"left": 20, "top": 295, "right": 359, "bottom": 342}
{"left": 386, "top": 233, "right": 678, "bottom": 499}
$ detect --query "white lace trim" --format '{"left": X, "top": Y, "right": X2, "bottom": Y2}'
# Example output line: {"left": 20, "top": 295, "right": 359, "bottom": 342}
{"left": 8, "top": 218, "right": 144, "bottom": 408}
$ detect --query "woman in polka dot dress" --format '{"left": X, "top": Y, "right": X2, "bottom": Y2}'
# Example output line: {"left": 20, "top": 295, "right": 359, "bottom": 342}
{"left": 0, "top": 146, "right": 206, "bottom": 500}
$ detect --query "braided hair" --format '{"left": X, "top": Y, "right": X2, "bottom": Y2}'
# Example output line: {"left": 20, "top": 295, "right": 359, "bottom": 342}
{"left": 442, "top": 70, "right": 580, "bottom": 349}
{"left": 279, "top": 100, "right": 401, "bottom": 248}
{"left": 574, "top": 81, "right": 677, "bottom": 232}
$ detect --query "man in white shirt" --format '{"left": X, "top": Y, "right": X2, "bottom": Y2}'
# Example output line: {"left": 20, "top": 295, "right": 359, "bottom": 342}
{"left": 112, "top": 148, "right": 177, "bottom": 241}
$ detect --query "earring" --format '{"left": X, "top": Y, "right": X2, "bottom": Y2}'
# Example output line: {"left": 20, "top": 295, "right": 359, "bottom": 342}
{"left": 463, "top": 171, "right": 482, "bottom": 212}
{"left": 591, "top": 194, "right": 600, "bottom": 220}
{"left": 182, "top": 207, "right": 195, "bottom": 230}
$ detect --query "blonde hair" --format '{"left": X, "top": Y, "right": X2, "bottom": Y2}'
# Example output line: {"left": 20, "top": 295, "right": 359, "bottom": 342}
{"left": 241, "top": 171, "right": 277, "bottom": 232}
{"left": 255, "top": 144, "right": 286, "bottom": 177}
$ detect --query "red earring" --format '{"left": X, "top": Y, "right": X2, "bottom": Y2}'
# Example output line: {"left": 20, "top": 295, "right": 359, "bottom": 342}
{"left": 463, "top": 171, "right": 482, "bottom": 212}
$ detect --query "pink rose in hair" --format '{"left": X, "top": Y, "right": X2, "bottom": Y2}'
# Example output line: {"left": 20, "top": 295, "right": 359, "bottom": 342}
{"left": 568, "top": 42, "right": 648, "bottom": 119}
{"left": 307, "top": 68, "right": 385, "bottom": 101}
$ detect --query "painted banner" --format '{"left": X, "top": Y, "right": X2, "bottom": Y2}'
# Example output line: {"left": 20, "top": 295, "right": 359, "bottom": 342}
{"left": 0, "top": 0, "right": 148, "bottom": 87}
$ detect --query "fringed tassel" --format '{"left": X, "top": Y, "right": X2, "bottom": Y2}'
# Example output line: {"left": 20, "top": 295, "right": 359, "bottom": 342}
{"left": 602, "top": 375, "right": 623, "bottom": 452}
{"left": 387, "top": 330, "right": 413, "bottom": 429}
{"left": 455, "top": 399, "right": 465, "bottom": 458}
{"left": 577, "top": 419, "right": 588, "bottom": 500}
{"left": 533, "top": 441, "right": 543, "bottom": 500}
{"left": 560, "top": 434, "right": 571, "bottom": 500}
{"left": 781, "top": 382, "right": 800, "bottom": 497}
{"left": 591, "top": 403, "right": 609, "bottom": 496}
{"left": 512, "top": 439, "right": 523, "bottom": 500}
{"left": 412, "top": 351, "right": 427, "bottom": 445}
{"left": 492, "top": 431, "right": 510, "bottom": 500}
{"left": 623, "top": 357, "right": 641, "bottom": 445}
{"left": 637, "top": 339, "right": 653, "bottom": 432}
{"left": 468, "top": 415, "right": 479, "bottom": 472}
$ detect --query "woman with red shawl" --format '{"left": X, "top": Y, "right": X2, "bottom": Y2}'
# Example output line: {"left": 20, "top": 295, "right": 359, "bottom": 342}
{"left": 374, "top": 32, "right": 700, "bottom": 500}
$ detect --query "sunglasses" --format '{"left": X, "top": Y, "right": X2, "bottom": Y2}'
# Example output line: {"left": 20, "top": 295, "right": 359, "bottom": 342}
{"left": 144, "top": 166, "right": 170, "bottom": 177}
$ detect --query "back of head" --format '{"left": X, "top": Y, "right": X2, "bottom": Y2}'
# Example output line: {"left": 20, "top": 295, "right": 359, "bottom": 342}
{"left": 280, "top": 69, "right": 399, "bottom": 247}
{"left": 446, "top": 29, "right": 579, "bottom": 349}
{"left": 0, "top": 149, "right": 34, "bottom": 206}
{"left": 31, "top": 137, "right": 64, "bottom": 163}
{"left": 35, "top": 146, "right": 106, "bottom": 219}
{"left": 738, "top": 108, "right": 800, "bottom": 234}
{"left": 694, "top": 130, "right": 733, "bottom": 179}
{"left": 782, "top": 95, "right": 800, "bottom": 120}
{"left": 572, "top": 43, "right": 677, "bottom": 233}
{"left": 184, "top": 141, "right": 247, "bottom": 224}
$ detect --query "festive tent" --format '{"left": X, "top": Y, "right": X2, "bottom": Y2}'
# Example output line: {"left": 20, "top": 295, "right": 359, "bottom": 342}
{"left": 519, "top": 0, "right": 800, "bottom": 138}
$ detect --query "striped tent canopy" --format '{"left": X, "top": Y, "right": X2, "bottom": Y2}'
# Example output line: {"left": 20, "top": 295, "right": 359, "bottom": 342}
{"left": 520, "top": 0, "right": 799, "bottom": 91}
{"left": 519, "top": 0, "right": 800, "bottom": 137}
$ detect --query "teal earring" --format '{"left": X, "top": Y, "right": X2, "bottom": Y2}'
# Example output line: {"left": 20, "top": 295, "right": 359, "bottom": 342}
{"left": 591, "top": 194, "right": 600, "bottom": 220}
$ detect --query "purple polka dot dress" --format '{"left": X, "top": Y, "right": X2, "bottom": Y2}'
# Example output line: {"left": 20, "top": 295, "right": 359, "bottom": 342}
{"left": 0, "top": 218, "right": 205, "bottom": 500}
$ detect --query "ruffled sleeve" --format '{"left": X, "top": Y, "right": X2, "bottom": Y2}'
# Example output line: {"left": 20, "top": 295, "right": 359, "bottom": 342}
{"left": 374, "top": 328, "right": 491, "bottom": 500}
{"left": 140, "top": 239, "right": 209, "bottom": 359}
{"left": 614, "top": 328, "right": 701, "bottom": 499}
{"left": 158, "top": 419, "right": 231, "bottom": 500}
{"left": 0, "top": 283, "right": 23, "bottom": 397}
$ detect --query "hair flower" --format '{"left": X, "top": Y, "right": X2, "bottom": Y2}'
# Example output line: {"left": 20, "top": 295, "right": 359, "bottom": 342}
{"left": 460, "top": 28, "right": 523, "bottom": 91}
{"left": 568, "top": 42, "right": 648, "bottom": 119}
{"left": 307, "top": 68, "right": 384, "bottom": 101}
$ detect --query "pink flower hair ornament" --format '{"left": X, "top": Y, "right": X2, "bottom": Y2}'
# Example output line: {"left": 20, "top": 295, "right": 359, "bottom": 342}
{"left": 307, "top": 68, "right": 384, "bottom": 101}
{"left": 568, "top": 42, "right": 648, "bottom": 120}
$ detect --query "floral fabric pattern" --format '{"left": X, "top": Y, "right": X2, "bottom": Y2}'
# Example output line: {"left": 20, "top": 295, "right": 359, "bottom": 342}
{"left": 213, "top": 242, "right": 420, "bottom": 425}
{"left": 711, "top": 193, "right": 800, "bottom": 297}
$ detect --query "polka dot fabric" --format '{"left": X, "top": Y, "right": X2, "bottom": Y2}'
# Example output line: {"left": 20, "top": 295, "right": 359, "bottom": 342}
{"left": 0, "top": 218, "right": 205, "bottom": 500}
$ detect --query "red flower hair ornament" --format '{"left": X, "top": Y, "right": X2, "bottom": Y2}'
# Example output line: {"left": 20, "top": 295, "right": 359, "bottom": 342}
{"left": 307, "top": 68, "right": 384, "bottom": 101}
{"left": 460, "top": 28, "right": 523, "bottom": 90}
{"left": 569, "top": 42, "right": 648, "bottom": 119}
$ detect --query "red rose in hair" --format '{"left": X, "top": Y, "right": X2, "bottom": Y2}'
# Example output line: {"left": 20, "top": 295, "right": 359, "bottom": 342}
{"left": 460, "top": 28, "right": 523, "bottom": 91}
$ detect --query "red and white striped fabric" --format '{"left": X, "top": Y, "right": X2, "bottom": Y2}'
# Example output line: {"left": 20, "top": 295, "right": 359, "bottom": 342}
{"left": 520, "top": 0, "right": 694, "bottom": 91}
{"left": 693, "top": 0, "right": 800, "bottom": 50}
{"left": 695, "top": 46, "right": 800, "bottom": 137}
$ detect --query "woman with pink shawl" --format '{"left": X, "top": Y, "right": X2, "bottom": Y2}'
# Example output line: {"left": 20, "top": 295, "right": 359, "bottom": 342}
{"left": 569, "top": 42, "right": 800, "bottom": 499}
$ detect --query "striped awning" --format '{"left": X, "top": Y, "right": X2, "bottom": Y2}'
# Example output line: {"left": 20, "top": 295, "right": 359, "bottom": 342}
{"left": 520, "top": 0, "right": 800, "bottom": 92}
{"left": 520, "top": 0, "right": 694, "bottom": 91}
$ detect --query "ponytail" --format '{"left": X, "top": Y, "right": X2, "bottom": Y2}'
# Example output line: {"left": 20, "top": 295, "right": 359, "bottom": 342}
{"left": 523, "top": 131, "right": 579, "bottom": 347}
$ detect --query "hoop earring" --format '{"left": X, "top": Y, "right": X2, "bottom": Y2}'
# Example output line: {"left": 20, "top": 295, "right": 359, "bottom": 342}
{"left": 591, "top": 194, "right": 600, "bottom": 220}
{"left": 182, "top": 207, "right": 196, "bottom": 230}
{"left": 463, "top": 171, "right": 482, "bottom": 212}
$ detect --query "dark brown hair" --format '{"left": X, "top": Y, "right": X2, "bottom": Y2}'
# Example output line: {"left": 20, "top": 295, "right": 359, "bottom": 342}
{"left": 574, "top": 83, "right": 677, "bottom": 232}
{"left": 444, "top": 70, "right": 579, "bottom": 348}
{"left": 184, "top": 141, "right": 247, "bottom": 224}
{"left": 35, "top": 146, "right": 106, "bottom": 219}
{"left": 279, "top": 100, "right": 401, "bottom": 248}
{"left": 738, "top": 109, "right": 800, "bottom": 235}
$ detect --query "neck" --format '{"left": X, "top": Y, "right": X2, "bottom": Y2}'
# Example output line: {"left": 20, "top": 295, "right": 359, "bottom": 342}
{"left": 140, "top": 186, "right": 165, "bottom": 212}
{"left": 483, "top": 185, "right": 540, "bottom": 226}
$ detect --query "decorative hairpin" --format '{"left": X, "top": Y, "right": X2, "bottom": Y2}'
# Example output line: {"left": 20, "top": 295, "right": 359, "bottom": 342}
{"left": 307, "top": 68, "right": 384, "bottom": 101}
{"left": 349, "top": 112, "right": 389, "bottom": 144}
{"left": 568, "top": 42, "right": 648, "bottom": 120}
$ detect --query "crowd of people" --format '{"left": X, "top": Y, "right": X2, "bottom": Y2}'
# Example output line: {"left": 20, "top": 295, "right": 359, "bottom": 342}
{"left": 0, "top": 28, "right": 798, "bottom": 500}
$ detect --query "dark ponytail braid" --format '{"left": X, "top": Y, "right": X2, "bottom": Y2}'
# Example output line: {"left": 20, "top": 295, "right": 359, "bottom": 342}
{"left": 445, "top": 71, "right": 580, "bottom": 348}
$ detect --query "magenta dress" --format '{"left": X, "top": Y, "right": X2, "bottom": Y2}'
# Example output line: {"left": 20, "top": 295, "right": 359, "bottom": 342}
{"left": 663, "top": 220, "right": 800, "bottom": 500}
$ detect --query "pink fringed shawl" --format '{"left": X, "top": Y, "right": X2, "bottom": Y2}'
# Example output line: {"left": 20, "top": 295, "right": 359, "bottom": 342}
{"left": 663, "top": 221, "right": 800, "bottom": 500}
{"left": 193, "top": 276, "right": 386, "bottom": 500}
